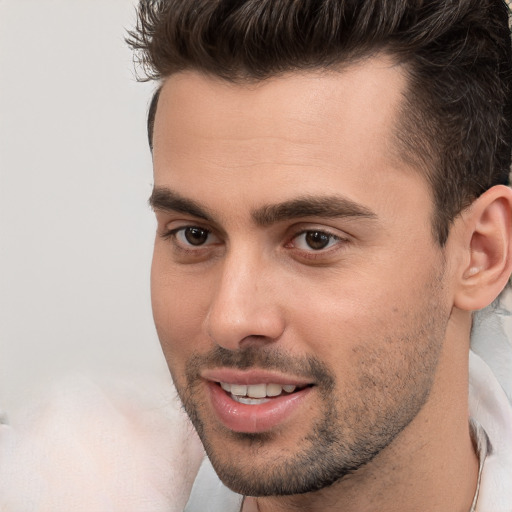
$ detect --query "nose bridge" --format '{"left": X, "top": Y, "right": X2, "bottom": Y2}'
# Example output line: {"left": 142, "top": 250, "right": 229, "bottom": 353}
{"left": 205, "top": 243, "right": 284, "bottom": 350}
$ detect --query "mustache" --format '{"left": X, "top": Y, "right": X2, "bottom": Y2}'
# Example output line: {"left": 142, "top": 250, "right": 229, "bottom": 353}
{"left": 185, "top": 345, "right": 336, "bottom": 390}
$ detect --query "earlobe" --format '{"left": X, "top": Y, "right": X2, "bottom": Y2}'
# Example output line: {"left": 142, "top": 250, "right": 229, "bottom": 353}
{"left": 454, "top": 185, "right": 512, "bottom": 311}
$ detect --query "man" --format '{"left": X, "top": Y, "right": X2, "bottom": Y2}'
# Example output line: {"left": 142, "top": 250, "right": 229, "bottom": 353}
{"left": 128, "top": 1, "right": 512, "bottom": 510}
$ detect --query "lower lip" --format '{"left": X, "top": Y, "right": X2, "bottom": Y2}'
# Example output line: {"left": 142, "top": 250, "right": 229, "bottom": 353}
{"left": 207, "top": 382, "right": 312, "bottom": 434}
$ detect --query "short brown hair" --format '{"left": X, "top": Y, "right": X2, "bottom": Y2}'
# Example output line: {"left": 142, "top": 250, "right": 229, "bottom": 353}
{"left": 128, "top": 0, "right": 512, "bottom": 244}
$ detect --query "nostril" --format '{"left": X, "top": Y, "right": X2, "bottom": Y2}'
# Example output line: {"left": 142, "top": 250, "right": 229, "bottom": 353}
{"left": 204, "top": 290, "right": 286, "bottom": 350}
{"left": 238, "top": 334, "right": 279, "bottom": 349}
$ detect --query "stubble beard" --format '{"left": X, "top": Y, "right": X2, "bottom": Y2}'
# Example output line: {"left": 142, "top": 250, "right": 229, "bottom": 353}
{"left": 171, "top": 277, "right": 449, "bottom": 497}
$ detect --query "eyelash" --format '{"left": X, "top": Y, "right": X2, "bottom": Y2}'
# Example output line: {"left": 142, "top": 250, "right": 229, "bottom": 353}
{"left": 160, "top": 225, "right": 349, "bottom": 260}
{"left": 162, "top": 226, "right": 217, "bottom": 250}
{"left": 291, "top": 229, "right": 343, "bottom": 247}
{"left": 285, "top": 228, "right": 349, "bottom": 261}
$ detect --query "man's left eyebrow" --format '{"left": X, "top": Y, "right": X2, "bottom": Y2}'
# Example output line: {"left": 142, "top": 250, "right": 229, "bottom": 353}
{"left": 252, "top": 195, "right": 377, "bottom": 226}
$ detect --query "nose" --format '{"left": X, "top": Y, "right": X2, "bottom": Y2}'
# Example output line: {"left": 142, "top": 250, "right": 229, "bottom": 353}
{"left": 204, "top": 251, "right": 286, "bottom": 351}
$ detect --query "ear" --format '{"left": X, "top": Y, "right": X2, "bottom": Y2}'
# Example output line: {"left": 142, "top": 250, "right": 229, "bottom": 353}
{"left": 454, "top": 185, "right": 512, "bottom": 311}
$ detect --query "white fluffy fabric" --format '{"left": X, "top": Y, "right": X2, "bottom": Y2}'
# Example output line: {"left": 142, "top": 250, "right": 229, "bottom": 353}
{"left": 472, "top": 285, "right": 512, "bottom": 402}
{"left": 0, "top": 374, "right": 204, "bottom": 512}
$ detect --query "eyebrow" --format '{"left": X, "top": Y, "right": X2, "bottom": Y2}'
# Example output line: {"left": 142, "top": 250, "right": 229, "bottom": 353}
{"left": 149, "top": 187, "right": 377, "bottom": 225}
{"left": 252, "top": 196, "right": 377, "bottom": 225}
{"left": 149, "top": 188, "right": 212, "bottom": 221}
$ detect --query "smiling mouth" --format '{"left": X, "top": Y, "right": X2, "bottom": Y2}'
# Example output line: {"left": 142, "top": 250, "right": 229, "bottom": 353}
{"left": 217, "top": 382, "right": 311, "bottom": 405}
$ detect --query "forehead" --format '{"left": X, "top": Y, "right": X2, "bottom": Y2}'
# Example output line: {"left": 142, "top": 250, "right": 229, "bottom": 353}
{"left": 154, "top": 57, "right": 406, "bottom": 152}
{"left": 151, "top": 57, "right": 429, "bottom": 219}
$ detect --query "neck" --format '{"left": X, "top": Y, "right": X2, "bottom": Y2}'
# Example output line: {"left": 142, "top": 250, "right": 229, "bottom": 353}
{"left": 244, "top": 311, "right": 479, "bottom": 512}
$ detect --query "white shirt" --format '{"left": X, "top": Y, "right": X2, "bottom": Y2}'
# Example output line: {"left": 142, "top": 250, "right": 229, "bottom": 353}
{"left": 468, "top": 286, "right": 512, "bottom": 511}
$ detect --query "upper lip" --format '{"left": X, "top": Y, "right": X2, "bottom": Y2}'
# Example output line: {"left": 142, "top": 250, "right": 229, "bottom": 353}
{"left": 201, "top": 368, "right": 313, "bottom": 387}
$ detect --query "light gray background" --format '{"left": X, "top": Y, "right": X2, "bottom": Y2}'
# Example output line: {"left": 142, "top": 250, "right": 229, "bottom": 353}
{"left": 0, "top": 0, "right": 168, "bottom": 413}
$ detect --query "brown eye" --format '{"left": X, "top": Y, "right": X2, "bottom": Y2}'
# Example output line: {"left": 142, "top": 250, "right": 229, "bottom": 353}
{"left": 184, "top": 227, "right": 209, "bottom": 245}
{"left": 304, "top": 231, "right": 332, "bottom": 250}
{"left": 290, "top": 229, "right": 344, "bottom": 254}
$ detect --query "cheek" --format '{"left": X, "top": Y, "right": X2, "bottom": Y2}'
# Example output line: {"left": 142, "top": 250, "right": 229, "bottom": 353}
{"left": 287, "top": 262, "right": 445, "bottom": 364}
{"left": 289, "top": 277, "right": 447, "bottom": 431}
{"left": 150, "top": 254, "right": 213, "bottom": 362}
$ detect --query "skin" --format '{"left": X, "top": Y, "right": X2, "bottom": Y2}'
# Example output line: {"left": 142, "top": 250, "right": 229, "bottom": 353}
{"left": 150, "top": 57, "right": 481, "bottom": 511}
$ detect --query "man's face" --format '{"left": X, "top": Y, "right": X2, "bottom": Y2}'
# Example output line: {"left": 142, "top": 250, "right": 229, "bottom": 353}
{"left": 150, "top": 58, "right": 452, "bottom": 496}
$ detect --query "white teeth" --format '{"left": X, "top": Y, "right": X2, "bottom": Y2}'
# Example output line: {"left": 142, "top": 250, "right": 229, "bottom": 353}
{"left": 232, "top": 395, "right": 271, "bottom": 405}
{"left": 266, "top": 383, "right": 282, "bottom": 397}
{"left": 219, "top": 382, "right": 301, "bottom": 399}
{"left": 230, "top": 384, "right": 248, "bottom": 396}
{"left": 247, "top": 384, "right": 267, "bottom": 398}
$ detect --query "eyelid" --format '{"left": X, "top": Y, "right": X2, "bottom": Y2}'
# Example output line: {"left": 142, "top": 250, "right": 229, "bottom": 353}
{"left": 158, "top": 216, "right": 211, "bottom": 237}
{"left": 156, "top": 211, "right": 226, "bottom": 236}
{"left": 289, "top": 223, "right": 349, "bottom": 241}
{"left": 293, "top": 230, "right": 341, "bottom": 248}
{"left": 176, "top": 225, "right": 213, "bottom": 238}
{"left": 160, "top": 223, "right": 221, "bottom": 251}
{"left": 285, "top": 225, "right": 351, "bottom": 260}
